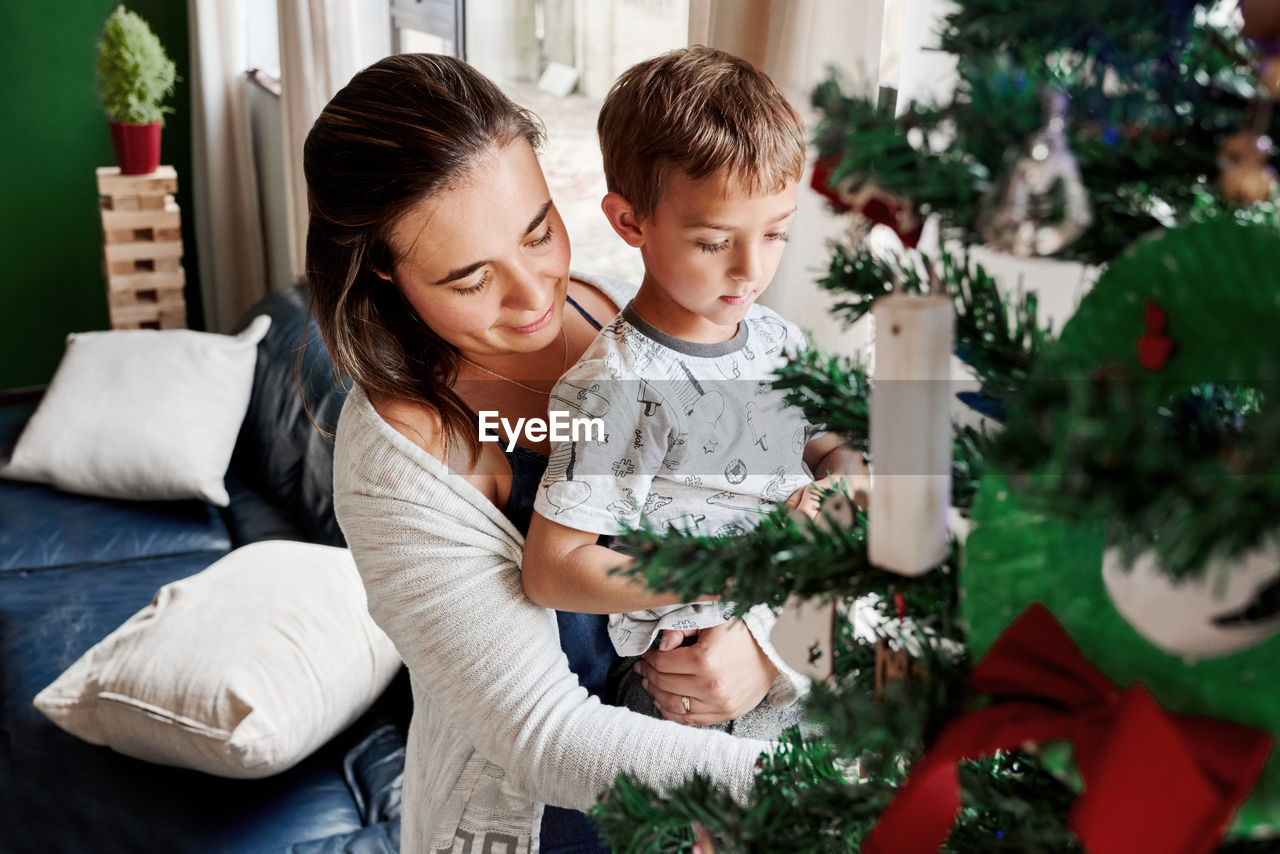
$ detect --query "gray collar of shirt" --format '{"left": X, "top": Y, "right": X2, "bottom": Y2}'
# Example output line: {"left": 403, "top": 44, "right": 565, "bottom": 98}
{"left": 620, "top": 301, "right": 748, "bottom": 357}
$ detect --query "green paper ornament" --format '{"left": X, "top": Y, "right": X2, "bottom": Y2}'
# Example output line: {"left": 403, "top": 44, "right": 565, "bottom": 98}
{"left": 964, "top": 220, "right": 1280, "bottom": 839}
{"left": 992, "top": 219, "right": 1280, "bottom": 576}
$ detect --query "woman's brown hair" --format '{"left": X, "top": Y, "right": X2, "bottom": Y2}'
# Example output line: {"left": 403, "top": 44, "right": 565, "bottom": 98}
{"left": 304, "top": 53, "right": 544, "bottom": 461}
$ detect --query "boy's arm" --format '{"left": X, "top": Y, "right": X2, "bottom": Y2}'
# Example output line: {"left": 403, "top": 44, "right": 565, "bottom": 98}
{"left": 781, "top": 319, "right": 869, "bottom": 492}
{"left": 522, "top": 511, "right": 711, "bottom": 613}
{"left": 804, "top": 432, "right": 870, "bottom": 484}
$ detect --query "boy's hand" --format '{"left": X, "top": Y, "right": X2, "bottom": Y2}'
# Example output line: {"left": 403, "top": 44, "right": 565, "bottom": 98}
{"left": 784, "top": 481, "right": 824, "bottom": 519}
{"left": 804, "top": 437, "right": 871, "bottom": 509}
{"left": 786, "top": 474, "right": 871, "bottom": 522}
{"left": 786, "top": 475, "right": 856, "bottom": 518}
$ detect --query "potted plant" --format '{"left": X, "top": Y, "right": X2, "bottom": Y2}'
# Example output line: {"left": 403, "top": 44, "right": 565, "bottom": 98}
{"left": 95, "top": 5, "right": 177, "bottom": 175}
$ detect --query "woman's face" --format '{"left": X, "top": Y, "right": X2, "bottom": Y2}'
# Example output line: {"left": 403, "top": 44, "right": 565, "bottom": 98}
{"left": 386, "top": 139, "right": 571, "bottom": 361}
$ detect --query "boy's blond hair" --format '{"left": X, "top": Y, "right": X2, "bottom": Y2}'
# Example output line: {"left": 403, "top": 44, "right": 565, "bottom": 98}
{"left": 597, "top": 45, "right": 806, "bottom": 221}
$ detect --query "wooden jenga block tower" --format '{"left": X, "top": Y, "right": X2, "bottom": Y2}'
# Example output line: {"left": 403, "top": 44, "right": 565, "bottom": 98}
{"left": 97, "top": 165, "right": 187, "bottom": 330}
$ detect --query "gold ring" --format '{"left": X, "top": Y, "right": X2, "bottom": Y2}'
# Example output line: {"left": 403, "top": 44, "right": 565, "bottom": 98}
{"left": 681, "top": 696, "right": 691, "bottom": 714}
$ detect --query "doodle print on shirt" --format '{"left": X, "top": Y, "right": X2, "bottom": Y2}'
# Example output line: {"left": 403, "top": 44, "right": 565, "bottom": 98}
{"left": 542, "top": 443, "right": 591, "bottom": 515}
{"left": 706, "top": 490, "right": 770, "bottom": 516}
{"left": 537, "top": 302, "right": 813, "bottom": 539}
{"left": 792, "top": 425, "right": 807, "bottom": 453}
{"left": 551, "top": 379, "right": 611, "bottom": 420}
{"left": 607, "top": 488, "right": 640, "bottom": 520}
{"left": 534, "top": 301, "right": 820, "bottom": 657}
{"left": 755, "top": 317, "right": 788, "bottom": 355}
{"left": 669, "top": 360, "right": 727, "bottom": 428}
{"left": 745, "top": 401, "right": 769, "bottom": 451}
{"left": 635, "top": 381, "right": 665, "bottom": 418}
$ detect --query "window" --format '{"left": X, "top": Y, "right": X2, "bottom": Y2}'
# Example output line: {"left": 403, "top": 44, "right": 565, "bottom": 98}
{"left": 391, "top": 0, "right": 464, "bottom": 56}
{"left": 393, "top": 0, "right": 690, "bottom": 283}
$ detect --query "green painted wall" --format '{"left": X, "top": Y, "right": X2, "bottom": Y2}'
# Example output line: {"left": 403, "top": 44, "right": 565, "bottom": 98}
{"left": 0, "top": 1, "right": 201, "bottom": 392}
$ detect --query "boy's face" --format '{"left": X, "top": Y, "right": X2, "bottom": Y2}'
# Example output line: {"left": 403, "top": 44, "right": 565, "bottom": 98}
{"left": 628, "top": 169, "right": 798, "bottom": 343}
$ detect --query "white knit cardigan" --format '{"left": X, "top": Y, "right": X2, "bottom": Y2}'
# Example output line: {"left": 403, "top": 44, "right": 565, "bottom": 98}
{"left": 333, "top": 274, "right": 805, "bottom": 854}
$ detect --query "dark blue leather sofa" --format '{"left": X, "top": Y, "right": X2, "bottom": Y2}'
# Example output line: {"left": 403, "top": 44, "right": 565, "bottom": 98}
{"left": 0, "top": 285, "right": 408, "bottom": 853}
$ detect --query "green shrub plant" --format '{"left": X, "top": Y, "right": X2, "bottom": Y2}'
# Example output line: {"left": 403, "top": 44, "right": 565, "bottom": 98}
{"left": 95, "top": 4, "right": 177, "bottom": 125}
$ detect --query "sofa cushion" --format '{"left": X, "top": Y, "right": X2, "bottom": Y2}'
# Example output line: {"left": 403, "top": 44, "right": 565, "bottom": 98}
{"left": 0, "top": 482, "right": 231, "bottom": 576}
{"left": 230, "top": 285, "right": 350, "bottom": 547}
{"left": 0, "top": 403, "right": 232, "bottom": 574}
{"left": 0, "top": 551, "right": 370, "bottom": 854}
{"left": 0, "top": 317, "right": 271, "bottom": 506}
{"left": 33, "top": 542, "right": 402, "bottom": 780}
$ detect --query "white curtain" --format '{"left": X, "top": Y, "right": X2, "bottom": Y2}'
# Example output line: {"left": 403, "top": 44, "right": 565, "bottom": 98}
{"left": 689, "top": 0, "right": 886, "bottom": 351}
{"left": 277, "top": 0, "right": 359, "bottom": 282}
{"left": 895, "top": 0, "right": 958, "bottom": 111}
{"left": 187, "top": 0, "right": 268, "bottom": 332}
{"left": 277, "top": 0, "right": 388, "bottom": 281}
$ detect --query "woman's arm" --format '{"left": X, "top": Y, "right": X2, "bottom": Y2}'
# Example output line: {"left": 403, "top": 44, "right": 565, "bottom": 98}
{"left": 334, "top": 411, "right": 770, "bottom": 811}
{"left": 342, "top": 498, "right": 768, "bottom": 809}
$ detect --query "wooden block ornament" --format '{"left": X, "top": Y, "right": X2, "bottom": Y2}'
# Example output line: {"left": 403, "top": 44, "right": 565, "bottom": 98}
{"left": 770, "top": 596, "right": 838, "bottom": 682}
{"left": 868, "top": 293, "right": 953, "bottom": 576}
{"left": 770, "top": 492, "right": 859, "bottom": 682}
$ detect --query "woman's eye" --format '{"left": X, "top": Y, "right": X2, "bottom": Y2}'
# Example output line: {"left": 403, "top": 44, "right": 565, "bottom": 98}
{"left": 529, "top": 224, "right": 555, "bottom": 248}
{"left": 697, "top": 240, "right": 730, "bottom": 254}
{"left": 455, "top": 272, "right": 489, "bottom": 297}
{"left": 768, "top": 231, "right": 791, "bottom": 243}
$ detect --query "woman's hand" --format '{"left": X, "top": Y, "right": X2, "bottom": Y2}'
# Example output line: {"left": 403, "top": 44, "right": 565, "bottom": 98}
{"left": 633, "top": 620, "right": 779, "bottom": 727}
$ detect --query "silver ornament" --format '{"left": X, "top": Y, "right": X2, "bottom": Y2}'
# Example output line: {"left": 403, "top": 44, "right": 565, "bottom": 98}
{"left": 978, "top": 89, "right": 1093, "bottom": 256}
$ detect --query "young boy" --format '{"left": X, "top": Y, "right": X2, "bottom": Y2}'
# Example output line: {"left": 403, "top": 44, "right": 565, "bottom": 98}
{"left": 523, "top": 47, "right": 862, "bottom": 736}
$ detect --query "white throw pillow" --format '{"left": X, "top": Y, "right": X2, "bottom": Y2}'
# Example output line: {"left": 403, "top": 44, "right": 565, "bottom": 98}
{"left": 0, "top": 315, "right": 271, "bottom": 506}
{"left": 33, "top": 541, "right": 403, "bottom": 779}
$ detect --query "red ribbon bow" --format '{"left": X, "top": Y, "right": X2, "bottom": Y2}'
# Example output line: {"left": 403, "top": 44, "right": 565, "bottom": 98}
{"left": 863, "top": 603, "right": 1274, "bottom": 854}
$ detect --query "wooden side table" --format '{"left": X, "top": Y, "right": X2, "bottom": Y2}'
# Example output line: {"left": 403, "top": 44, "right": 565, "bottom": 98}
{"left": 97, "top": 166, "right": 187, "bottom": 330}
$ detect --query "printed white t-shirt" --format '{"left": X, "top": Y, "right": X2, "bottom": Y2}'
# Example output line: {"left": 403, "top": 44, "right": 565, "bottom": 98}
{"left": 532, "top": 300, "right": 820, "bottom": 655}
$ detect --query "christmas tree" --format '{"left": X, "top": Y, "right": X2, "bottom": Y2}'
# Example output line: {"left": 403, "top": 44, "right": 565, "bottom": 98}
{"left": 595, "top": 1, "right": 1280, "bottom": 851}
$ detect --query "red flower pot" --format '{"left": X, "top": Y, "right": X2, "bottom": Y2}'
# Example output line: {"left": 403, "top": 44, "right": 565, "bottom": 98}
{"left": 109, "top": 122, "right": 162, "bottom": 175}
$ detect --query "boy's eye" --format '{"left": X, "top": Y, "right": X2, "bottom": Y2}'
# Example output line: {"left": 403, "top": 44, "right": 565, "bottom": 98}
{"left": 697, "top": 240, "right": 730, "bottom": 254}
{"left": 529, "top": 223, "right": 556, "bottom": 248}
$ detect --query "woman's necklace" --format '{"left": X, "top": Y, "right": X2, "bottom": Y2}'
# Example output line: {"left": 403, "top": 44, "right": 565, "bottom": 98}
{"left": 457, "top": 324, "right": 568, "bottom": 396}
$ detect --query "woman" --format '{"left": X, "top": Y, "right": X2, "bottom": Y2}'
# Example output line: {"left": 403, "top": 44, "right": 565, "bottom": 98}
{"left": 305, "top": 54, "right": 805, "bottom": 854}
